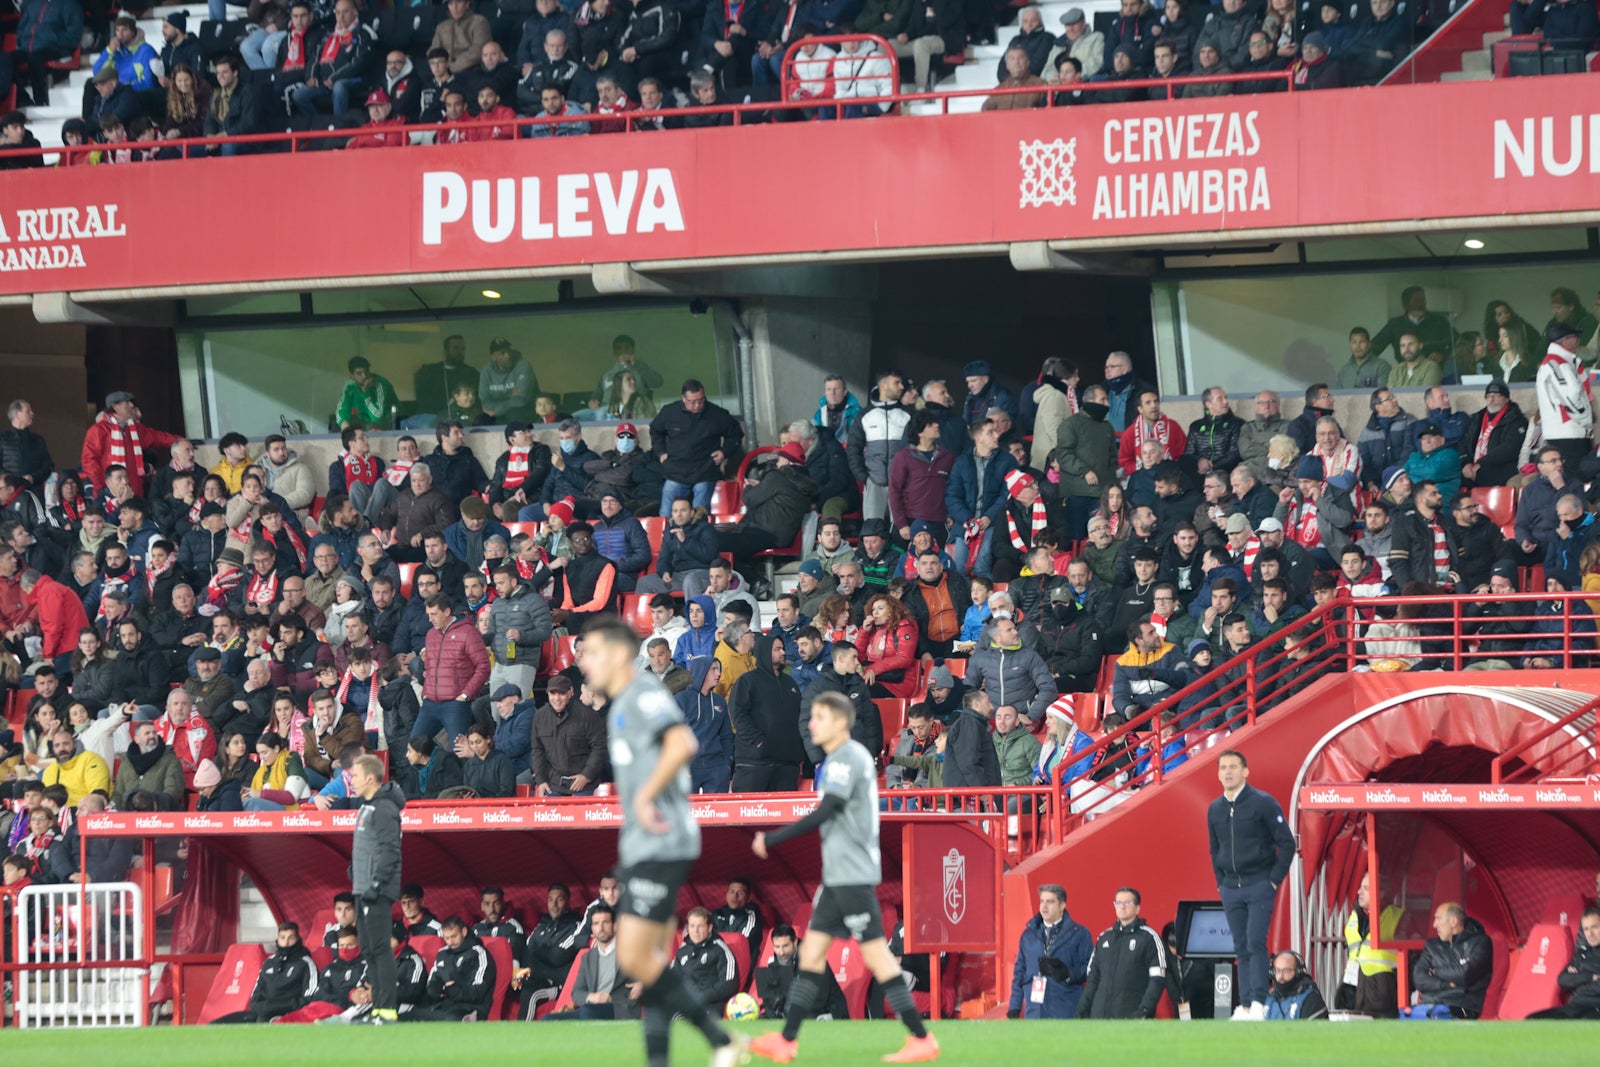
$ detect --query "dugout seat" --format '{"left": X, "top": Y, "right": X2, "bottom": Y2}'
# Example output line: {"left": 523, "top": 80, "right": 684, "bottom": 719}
{"left": 198, "top": 943, "right": 266, "bottom": 1024}
{"left": 1496, "top": 922, "right": 1572, "bottom": 1019}
{"left": 482, "top": 934, "right": 516, "bottom": 1020}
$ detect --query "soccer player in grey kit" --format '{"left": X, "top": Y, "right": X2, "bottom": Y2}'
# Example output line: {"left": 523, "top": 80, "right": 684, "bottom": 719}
{"left": 749, "top": 691, "right": 940, "bottom": 1064}
{"left": 584, "top": 617, "right": 747, "bottom": 1067}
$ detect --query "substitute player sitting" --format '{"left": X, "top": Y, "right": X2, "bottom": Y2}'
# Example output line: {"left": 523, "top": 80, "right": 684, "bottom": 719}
{"left": 749, "top": 691, "right": 940, "bottom": 1063}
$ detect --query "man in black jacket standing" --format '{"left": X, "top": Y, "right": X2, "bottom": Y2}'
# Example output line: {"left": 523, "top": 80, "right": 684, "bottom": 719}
{"left": 350, "top": 754, "right": 404, "bottom": 1025}
{"left": 941, "top": 689, "right": 1000, "bottom": 790}
{"left": 1206, "top": 750, "right": 1295, "bottom": 1021}
{"left": 650, "top": 379, "right": 744, "bottom": 516}
{"left": 1077, "top": 887, "right": 1167, "bottom": 1018}
{"left": 729, "top": 632, "right": 802, "bottom": 791}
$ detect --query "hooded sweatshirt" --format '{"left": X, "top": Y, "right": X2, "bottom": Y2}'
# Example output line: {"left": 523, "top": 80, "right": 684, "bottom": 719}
{"left": 728, "top": 632, "right": 804, "bottom": 766}
{"left": 676, "top": 656, "right": 732, "bottom": 773}
{"left": 672, "top": 594, "right": 719, "bottom": 667}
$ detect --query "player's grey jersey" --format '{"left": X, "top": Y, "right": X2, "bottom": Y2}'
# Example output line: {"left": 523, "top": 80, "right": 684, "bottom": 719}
{"left": 609, "top": 672, "right": 701, "bottom": 866}
{"left": 818, "top": 739, "right": 881, "bottom": 887}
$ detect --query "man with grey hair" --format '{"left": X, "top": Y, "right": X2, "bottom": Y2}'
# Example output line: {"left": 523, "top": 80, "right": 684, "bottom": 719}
{"left": 789, "top": 418, "right": 856, "bottom": 521}
{"left": 1237, "top": 390, "right": 1286, "bottom": 479}
{"left": 1048, "top": 7, "right": 1105, "bottom": 77}
{"left": 1102, "top": 351, "right": 1151, "bottom": 433}
{"left": 537, "top": 419, "right": 599, "bottom": 508}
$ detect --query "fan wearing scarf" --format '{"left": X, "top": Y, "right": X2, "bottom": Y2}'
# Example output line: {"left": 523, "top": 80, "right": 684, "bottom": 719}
{"left": 80, "top": 390, "right": 184, "bottom": 497}
{"left": 203, "top": 543, "right": 248, "bottom": 615}
{"left": 992, "top": 470, "right": 1052, "bottom": 583}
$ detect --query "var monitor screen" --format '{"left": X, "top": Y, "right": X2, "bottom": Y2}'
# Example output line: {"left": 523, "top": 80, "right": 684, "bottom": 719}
{"left": 1176, "top": 901, "right": 1236, "bottom": 959}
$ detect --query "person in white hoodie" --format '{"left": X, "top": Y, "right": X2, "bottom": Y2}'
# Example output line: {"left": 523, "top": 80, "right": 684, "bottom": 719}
{"left": 832, "top": 36, "right": 893, "bottom": 117}
{"left": 635, "top": 593, "right": 690, "bottom": 668}
{"left": 1537, "top": 320, "right": 1594, "bottom": 473}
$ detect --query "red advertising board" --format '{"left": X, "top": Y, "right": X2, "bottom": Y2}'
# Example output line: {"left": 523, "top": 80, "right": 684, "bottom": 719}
{"left": 900, "top": 821, "right": 999, "bottom": 952}
{"left": 1297, "top": 782, "right": 1600, "bottom": 810}
{"left": 1, "top": 77, "right": 1595, "bottom": 297}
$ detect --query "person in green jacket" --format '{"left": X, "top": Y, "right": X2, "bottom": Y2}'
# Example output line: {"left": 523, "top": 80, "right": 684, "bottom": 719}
{"left": 112, "top": 721, "right": 187, "bottom": 809}
{"left": 335, "top": 356, "right": 396, "bottom": 430}
{"left": 994, "top": 702, "right": 1042, "bottom": 814}
{"left": 1402, "top": 421, "right": 1461, "bottom": 501}
{"left": 1053, "top": 384, "right": 1116, "bottom": 541}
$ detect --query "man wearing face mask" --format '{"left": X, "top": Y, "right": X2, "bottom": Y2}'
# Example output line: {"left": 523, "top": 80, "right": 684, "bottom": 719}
{"left": 1053, "top": 384, "right": 1117, "bottom": 541}
{"left": 537, "top": 420, "right": 601, "bottom": 519}
{"left": 275, "top": 926, "right": 371, "bottom": 1023}
{"left": 583, "top": 422, "right": 649, "bottom": 512}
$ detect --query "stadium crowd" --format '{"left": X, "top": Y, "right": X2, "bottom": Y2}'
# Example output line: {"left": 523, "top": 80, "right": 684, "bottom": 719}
{"left": 3, "top": 278, "right": 1600, "bottom": 1020}
{"left": 0, "top": 0, "right": 1479, "bottom": 158}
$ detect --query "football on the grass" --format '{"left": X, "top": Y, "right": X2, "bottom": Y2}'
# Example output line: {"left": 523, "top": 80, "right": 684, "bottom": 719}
{"left": 725, "top": 992, "right": 759, "bottom": 1020}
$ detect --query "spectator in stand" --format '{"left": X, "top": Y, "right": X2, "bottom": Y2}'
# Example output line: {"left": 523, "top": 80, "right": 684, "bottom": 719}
{"left": 1342, "top": 0, "right": 1414, "bottom": 84}
{"left": 677, "top": 656, "right": 731, "bottom": 792}
{"left": 1291, "top": 31, "right": 1341, "bottom": 88}
{"left": 0, "top": 111, "right": 44, "bottom": 166}
{"left": 1008, "top": 883, "right": 1092, "bottom": 1019}
{"left": 489, "top": 423, "right": 551, "bottom": 522}
{"left": 1051, "top": 7, "right": 1105, "bottom": 78}
{"left": 1117, "top": 391, "right": 1186, "bottom": 476}
{"left": 14, "top": 0, "right": 84, "bottom": 109}
{"left": 965, "top": 614, "right": 1056, "bottom": 724}
{"left": 345, "top": 89, "right": 407, "bottom": 148}
{"left": 984, "top": 43, "right": 1046, "bottom": 109}
{"left": 287, "top": 0, "right": 373, "bottom": 117}
{"left": 650, "top": 379, "right": 744, "bottom": 516}
{"left": 1183, "top": 41, "right": 1233, "bottom": 96}
{"left": 468, "top": 83, "right": 518, "bottom": 139}
{"left": 0, "top": 400, "right": 52, "bottom": 491}
{"left": 1404, "top": 422, "right": 1462, "bottom": 502}
{"left": 434, "top": 0, "right": 493, "bottom": 74}
{"left": 1196, "top": 0, "right": 1257, "bottom": 71}
{"left": 812, "top": 374, "right": 861, "bottom": 445}
{"left": 832, "top": 35, "right": 893, "bottom": 117}
{"left": 1356, "top": 388, "right": 1415, "bottom": 486}
{"left": 1461, "top": 380, "right": 1528, "bottom": 488}
{"left": 457, "top": 722, "right": 516, "bottom": 798}
{"left": 1110, "top": 619, "right": 1186, "bottom": 719}
{"left": 1517, "top": 446, "right": 1570, "bottom": 556}
{"left": 961, "top": 360, "right": 1017, "bottom": 425}
{"left": 1371, "top": 285, "right": 1455, "bottom": 361}
{"left": 1413, "top": 386, "right": 1468, "bottom": 457}
{"left": 552, "top": 523, "right": 618, "bottom": 626}
{"left": 1053, "top": 385, "right": 1115, "bottom": 542}
{"left": 1387, "top": 332, "right": 1444, "bottom": 389}
{"left": 848, "top": 370, "right": 912, "bottom": 524}
{"left": 717, "top": 444, "right": 816, "bottom": 559}
{"left": 1233, "top": 28, "right": 1288, "bottom": 89}
{"left": 80, "top": 391, "right": 182, "bottom": 498}
{"left": 1538, "top": 321, "right": 1594, "bottom": 473}
{"left": 1549, "top": 286, "right": 1600, "bottom": 346}
{"left": 729, "top": 632, "right": 804, "bottom": 791}
{"left": 1411, "top": 903, "right": 1493, "bottom": 1019}
{"left": 203, "top": 54, "right": 257, "bottom": 155}
{"left": 1078, "top": 887, "right": 1167, "bottom": 1019}
{"left": 415, "top": 593, "right": 490, "bottom": 747}
{"left": 92, "top": 14, "right": 158, "bottom": 94}
{"left": 529, "top": 676, "right": 607, "bottom": 796}
{"left": 1511, "top": 0, "right": 1600, "bottom": 51}
{"left": 244, "top": 730, "right": 312, "bottom": 811}
{"left": 1183, "top": 387, "right": 1243, "bottom": 477}
{"left": 1108, "top": 0, "right": 1160, "bottom": 67}
{"left": 1528, "top": 906, "right": 1600, "bottom": 1019}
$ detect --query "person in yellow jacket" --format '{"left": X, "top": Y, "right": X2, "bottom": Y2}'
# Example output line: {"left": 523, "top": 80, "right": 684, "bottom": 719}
{"left": 209, "top": 432, "right": 254, "bottom": 494}
{"left": 1342, "top": 872, "right": 1403, "bottom": 1015}
{"left": 712, "top": 620, "right": 757, "bottom": 699}
{"left": 41, "top": 730, "right": 112, "bottom": 806}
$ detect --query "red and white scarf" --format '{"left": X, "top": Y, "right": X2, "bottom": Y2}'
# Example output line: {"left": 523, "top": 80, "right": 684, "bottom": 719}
{"left": 341, "top": 451, "right": 381, "bottom": 487}
{"left": 384, "top": 458, "right": 415, "bottom": 488}
{"left": 280, "top": 710, "right": 310, "bottom": 755}
{"left": 502, "top": 448, "right": 531, "bottom": 491}
{"left": 58, "top": 494, "right": 84, "bottom": 524}
{"left": 1006, "top": 499, "right": 1049, "bottom": 551}
{"left": 1426, "top": 514, "right": 1451, "bottom": 581}
{"left": 1473, "top": 405, "right": 1511, "bottom": 462}
{"left": 94, "top": 412, "right": 144, "bottom": 488}
{"left": 146, "top": 554, "right": 175, "bottom": 599}
{"left": 1130, "top": 416, "right": 1175, "bottom": 459}
{"left": 206, "top": 565, "right": 242, "bottom": 607}
{"left": 337, "top": 668, "right": 384, "bottom": 730}
{"left": 317, "top": 24, "right": 350, "bottom": 68}
{"left": 283, "top": 27, "right": 308, "bottom": 70}
{"left": 1314, "top": 440, "right": 1360, "bottom": 481}
{"left": 188, "top": 498, "right": 205, "bottom": 524}
{"left": 1239, "top": 534, "right": 1261, "bottom": 577}
{"left": 1285, "top": 500, "right": 1322, "bottom": 549}
{"left": 258, "top": 522, "right": 308, "bottom": 571}
{"left": 246, "top": 568, "right": 279, "bottom": 608}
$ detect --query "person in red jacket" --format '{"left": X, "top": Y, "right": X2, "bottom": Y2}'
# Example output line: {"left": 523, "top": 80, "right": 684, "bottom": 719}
{"left": 79, "top": 391, "right": 185, "bottom": 496}
{"left": 345, "top": 88, "right": 408, "bottom": 149}
{"left": 854, "top": 594, "right": 921, "bottom": 699}
{"left": 21, "top": 570, "right": 91, "bottom": 675}
{"left": 153, "top": 688, "right": 217, "bottom": 788}
{"left": 466, "top": 84, "right": 516, "bottom": 141}
{"left": 1117, "top": 390, "right": 1188, "bottom": 476}
{"left": 417, "top": 594, "right": 490, "bottom": 746}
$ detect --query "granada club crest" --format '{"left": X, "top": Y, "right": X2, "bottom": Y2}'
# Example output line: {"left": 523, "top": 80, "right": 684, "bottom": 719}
{"left": 942, "top": 848, "right": 966, "bottom": 924}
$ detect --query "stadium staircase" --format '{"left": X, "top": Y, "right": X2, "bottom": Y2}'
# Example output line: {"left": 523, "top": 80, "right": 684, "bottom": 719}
{"left": 1382, "top": 0, "right": 1600, "bottom": 83}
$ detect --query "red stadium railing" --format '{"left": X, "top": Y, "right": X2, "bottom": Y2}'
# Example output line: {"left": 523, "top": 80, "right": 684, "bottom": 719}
{"left": 1047, "top": 590, "right": 1600, "bottom": 831}
{"left": 0, "top": 64, "right": 1296, "bottom": 164}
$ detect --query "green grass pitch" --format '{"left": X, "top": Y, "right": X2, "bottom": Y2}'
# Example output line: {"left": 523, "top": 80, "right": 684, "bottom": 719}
{"left": 4, "top": 1019, "right": 1597, "bottom": 1065}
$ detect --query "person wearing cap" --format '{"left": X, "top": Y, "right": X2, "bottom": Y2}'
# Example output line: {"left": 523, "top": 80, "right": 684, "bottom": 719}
{"left": 345, "top": 87, "right": 408, "bottom": 148}
{"left": 1274, "top": 455, "right": 1354, "bottom": 567}
{"left": 1411, "top": 386, "right": 1469, "bottom": 456}
{"left": 1048, "top": 6, "right": 1105, "bottom": 78}
{"left": 1291, "top": 30, "right": 1341, "bottom": 88}
{"left": 1403, "top": 421, "right": 1462, "bottom": 502}
{"left": 80, "top": 391, "right": 184, "bottom": 499}
{"left": 1253, "top": 517, "right": 1313, "bottom": 599}
{"left": 0, "top": 110, "right": 44, "bottom": 169}
{"left": 1461, "top": 380, "right": 1528, "bottom": 488}
{"left": 1538, "top": 319, "right": 1595, "bottom": 473}
{"left": 529, "top": 674, "right": 607, "bottom": 796}
{"left": 1462, "top": 561, "right": 1549, "bottom": 669}
{"left": 157, "top": 12, "right": 202, "bottom": 90}
{"left": 582, "top": 422, "right": 649, "bottom": 509}
{"left": 92, "top": 13, "right": 160, "bottom": 93}
{"left": 957, "top": 359, "right": 1015, "bottom": 426}
{"left": 716, "top": 443, "right": 818, "bottom": 561}
{"left": 589, "top": 487, "right": 651, "bottom": 591}
{"left": 1356, "top": 387, "right": 1417, "bottom": 489}
{"left": 1037, "top": 584, "right": 1104, "bottom": 693}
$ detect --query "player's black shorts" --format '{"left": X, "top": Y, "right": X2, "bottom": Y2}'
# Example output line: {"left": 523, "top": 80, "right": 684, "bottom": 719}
{"left": 809, "top": 884, "right": 884, "bottom": 942}
{"left": 618, "top": 860, "right": 694, "bottom": 925}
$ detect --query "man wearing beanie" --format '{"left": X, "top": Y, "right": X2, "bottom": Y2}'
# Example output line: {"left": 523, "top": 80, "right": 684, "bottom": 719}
{"left": 1536, "top": 320, "right": 1594, "bottom": 473}
{"left": 1461, "top": 380, "right": 1528, "bottom": 488}
{"left": 991, "top": 470, "right": 1050, "bottom": 582}
{"left": 158, "top": 12, "right": 203, "bottom": 90}
{"left": 961, "top": 360, "right": 1016, "bottom": 426}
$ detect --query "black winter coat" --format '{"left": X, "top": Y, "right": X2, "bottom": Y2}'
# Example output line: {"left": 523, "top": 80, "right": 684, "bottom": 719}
{"left": 1078, "top": 918, "right": 1167, "bottom": 1019}
{"left": 729, "top": 632, "right": 803, "bottom": 765}
{"left": 650, "top": 399, "right": 744, "bottom": 485}
{"left": 941, "top": 706, "right": 999, "bottom": 788}
{"left": 799, "top": 667, "right": 879, "bottom": 764}
{"left": 249, "top": 944, "right": 319, "bottom": 1017}
{"left": 1414, "top": 918, "right": 1493, "bottom": 1017}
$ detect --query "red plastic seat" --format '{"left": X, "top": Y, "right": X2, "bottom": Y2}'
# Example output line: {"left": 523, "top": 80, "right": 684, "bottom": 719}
{"left": 481, "top": 934, "right": 516, "bottom": 1020}
{"left": 638, "top": 516, "right": 667, "bottom": 572}
{"left": 504, "top": 521, "right": 540, "bottom": 539}
{"left": 943, "top": 659, "right": 967, "bottom": 678}
{"left": 545, "top": 945, "right": 590, "bottom": 1015}
{"left": 1471, "top": 486, "right": 1517, "bottom": 529}
{"left": 619, "top": 592, "right": 654, "bottom": 638}
{"left": 720, "top": 931, "right": 751, "bottom": 993}
{"left": 45, "top": 46, "right": 80, "bottom": 71}
{"left": 410, "top": 934, "right": 445, "bottom": 972}
{"left": 537, "top": 635, "right": 578, "bottom": 678}
{"left": 198, "top": 944, "right": 266, "bottom": 1024}
{"left": 397, "top": 562, "right": 419, "bottom": 599}
{"left": 709, "top": 480, "right": 740, "bottom": 514}
{"left": 874, "top": 698, "right": 908, "bottom": 762}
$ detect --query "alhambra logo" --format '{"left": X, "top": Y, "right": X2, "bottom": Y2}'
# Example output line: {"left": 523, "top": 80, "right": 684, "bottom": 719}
{"left": 1019, "top": 138, "right": 1077, "bottom": 209}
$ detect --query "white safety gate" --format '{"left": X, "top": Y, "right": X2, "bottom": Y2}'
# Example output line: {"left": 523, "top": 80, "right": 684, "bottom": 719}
{"left": 12, "top": 881, "right": 147, "bottom": 1028}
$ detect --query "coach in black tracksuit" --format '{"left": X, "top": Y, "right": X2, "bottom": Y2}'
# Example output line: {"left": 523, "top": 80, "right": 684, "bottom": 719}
{"left": 1077, "top": 889, "right": 1168, "bottom": 1019}
{"left": 1207, "top": 750, "right": 1296, "bottom": 1015}
{"left": 351, "top": 758, "right": 405, "bottom": 1022}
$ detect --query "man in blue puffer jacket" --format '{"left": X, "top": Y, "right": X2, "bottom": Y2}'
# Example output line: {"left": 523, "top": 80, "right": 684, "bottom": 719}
{"left": 1008, "top": 883, "right": 1093, "bottom": 1019}
{"left": 590, "top": 489, "right": 652, "bottom": 592}
{"left": 676, "top": 656, "right": 732, "bottom": 793}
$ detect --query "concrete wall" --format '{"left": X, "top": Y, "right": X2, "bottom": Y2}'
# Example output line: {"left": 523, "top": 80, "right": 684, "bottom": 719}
{"left": 0, "top": 309, "right": 89, "bottom": 467}
{"left": 746, "top": 297, "right": 876, "bottom": 447}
